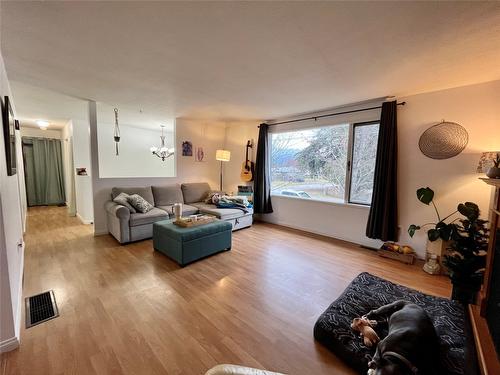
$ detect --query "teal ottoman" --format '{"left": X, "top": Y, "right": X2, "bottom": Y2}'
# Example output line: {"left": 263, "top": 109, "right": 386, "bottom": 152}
{"left": 153, "top": 219, "right": 232, "bottom": 266}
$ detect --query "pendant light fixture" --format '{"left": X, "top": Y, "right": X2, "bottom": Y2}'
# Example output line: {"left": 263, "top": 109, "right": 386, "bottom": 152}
{"left": 150, "top": 125, "right": 174, "bottom": 161}
{"left": 113, "top": 108, "right": 120, "bottom": 156}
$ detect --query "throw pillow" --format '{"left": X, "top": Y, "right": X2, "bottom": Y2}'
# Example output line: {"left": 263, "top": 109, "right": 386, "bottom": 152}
{"left": 127, "top": 194, "right": 154, "bottom": 213}
{"left": 113, "top": 192, "right": 137, "bottom": 213}
{"left": 204, "top": 191, "right": 224, "bottom": 204}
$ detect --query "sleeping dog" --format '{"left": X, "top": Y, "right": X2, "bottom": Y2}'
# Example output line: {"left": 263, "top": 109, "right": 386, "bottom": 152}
{"left": 364, "top": 300, "right": 440, "bottom": 375}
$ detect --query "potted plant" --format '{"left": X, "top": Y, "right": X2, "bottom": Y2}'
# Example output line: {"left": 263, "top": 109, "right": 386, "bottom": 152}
{"left": 486, "top": 153, "right": 500, "bottom": 178}
{"left": 408, "top": 187, "right": 459, "bottom": 244}
{"left": 444, "top": 202, "right": 489, "bottom": 304}
{"left": 408, "top": 187, "right": 489, "bottom": 304}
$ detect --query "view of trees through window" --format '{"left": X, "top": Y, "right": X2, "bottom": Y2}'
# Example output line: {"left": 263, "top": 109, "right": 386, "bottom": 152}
{"left": 270, "top": 122, "right": 379, "bottom": 205}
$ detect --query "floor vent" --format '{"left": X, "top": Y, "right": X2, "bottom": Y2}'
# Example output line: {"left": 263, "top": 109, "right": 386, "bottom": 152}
{"left": 25, "top": 290, "right": 59, "bottom": 328}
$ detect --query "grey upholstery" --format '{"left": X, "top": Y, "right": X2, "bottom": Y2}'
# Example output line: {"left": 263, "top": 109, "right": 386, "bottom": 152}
{"left": 129, "top": 208, "right": 169, "bottom": 227}
{"left": 105, "top": 201, "right": 131, "bottom": 243}
{"left": 157, "top": 204, "right": 199, "bottom": 217}
{"left": 106, "top": 182, "right": 252, "bottom": 244}
{"left": 191, "top": 202, "right": 252, "bottom": 220}
{"left": 152, "top": 184, "right": 184, "bottom": 206}
{"left": 181, "top": 182, "right": 211, "bottom": 203}
{"left": 111, "top": 186, "right": 155, "bottom": 205}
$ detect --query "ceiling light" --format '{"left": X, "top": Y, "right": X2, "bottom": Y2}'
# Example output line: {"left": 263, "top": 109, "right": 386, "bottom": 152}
{"left": 150, "top": 125, "right": 174, "bottom": 161}
{"left": 36, "top": 120, "right": 49, "bottom": 128}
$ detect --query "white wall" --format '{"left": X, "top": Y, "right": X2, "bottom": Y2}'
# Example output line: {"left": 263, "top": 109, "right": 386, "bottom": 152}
{"left": 20, "top": 126, "right": 62, "bottom": 139}
{"left": 224, "top": 121, "right": 260, "bottom": 195}
{"left": 72, "top": 118, "right": 94, "bottom": 224}
{"left": 0, "top": 53, "right": 24, "bottom": 352}
{"left": 97, "top": 122, "right": 175, "bottom": 178}
{"left": 398, "top": 80, "right": 500, "bottom": 257}
{"left": 89, "top": 105, "right": 227, "bottom": 235}
{"left": 262, "top": 80, "right": 500, "bottom": 258}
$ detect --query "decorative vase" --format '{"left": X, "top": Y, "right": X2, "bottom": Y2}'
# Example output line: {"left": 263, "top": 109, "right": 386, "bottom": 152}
{"left": 425, "top": 238, "right": 451, "bottom": 274}
{"left": 423, "top": 254, "right": 441, "bottom": 275}
{"left": 451, "top": 282, "right": 479, "bottom": 305}
{"left": 486, "top": 167, "right": 500, "bottom": 179}
{"left": 171, "top": 203, "right": 183, "bottom": 220}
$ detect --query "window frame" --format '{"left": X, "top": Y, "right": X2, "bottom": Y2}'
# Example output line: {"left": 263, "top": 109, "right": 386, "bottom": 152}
{"left": 346, "top": 121, "right": 380, "bottom": 206}
{"left": 269, "top": 119, "right": 379, "bottom": 207}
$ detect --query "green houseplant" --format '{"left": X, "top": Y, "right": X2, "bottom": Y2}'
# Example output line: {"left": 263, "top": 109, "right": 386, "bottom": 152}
{"left": 444, "top": 202, "right": 489, "bottom": 304}
{"left": 408, "top": 187, "right": 459, "bottom": 242}
{"left": 408, "top": 187, "right": 489, "bottom": 304}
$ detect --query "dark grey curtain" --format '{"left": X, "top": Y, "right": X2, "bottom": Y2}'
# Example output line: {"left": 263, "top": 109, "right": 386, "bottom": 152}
{"left": 253, "top": 123, "right": 273, "bottom": 214}
{"left": 22, "top": 137, "right": 66, "bottom": 206}
{"left": 366, "top": 101, "right": 398, "bottom": 241}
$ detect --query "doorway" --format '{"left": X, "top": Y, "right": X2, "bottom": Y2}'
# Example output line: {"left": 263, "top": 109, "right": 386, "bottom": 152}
{"left": 22, "top": 137, "right": 66, "bottom": 206}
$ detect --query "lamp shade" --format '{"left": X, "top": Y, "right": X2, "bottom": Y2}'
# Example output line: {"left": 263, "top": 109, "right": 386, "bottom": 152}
{"left": 477, "top": 151, "right": 500, "bottom": 173}
{"left": 216, "top": 149, "right": 231, "bottom": 162}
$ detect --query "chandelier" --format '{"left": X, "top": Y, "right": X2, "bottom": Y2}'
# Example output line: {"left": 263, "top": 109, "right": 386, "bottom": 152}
{"left": 150, "top": 125, "right": 174, "bottom": 161}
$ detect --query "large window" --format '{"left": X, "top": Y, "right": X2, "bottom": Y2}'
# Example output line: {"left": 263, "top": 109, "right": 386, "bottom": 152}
{"left": 270, "top": 122, "right": 379, "bottom": 205}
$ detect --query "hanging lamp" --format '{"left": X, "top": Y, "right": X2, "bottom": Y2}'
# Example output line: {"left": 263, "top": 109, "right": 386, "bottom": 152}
{"left": 150, "top": 125, "right": 175, "bottom": 161}
{"left": 113, "top": 108, "right": 120, "bottom": 156}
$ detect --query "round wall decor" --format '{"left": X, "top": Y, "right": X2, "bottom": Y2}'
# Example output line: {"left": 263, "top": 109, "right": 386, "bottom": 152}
{"left": 418, "top": 121, "right": 468, "bottom": 160}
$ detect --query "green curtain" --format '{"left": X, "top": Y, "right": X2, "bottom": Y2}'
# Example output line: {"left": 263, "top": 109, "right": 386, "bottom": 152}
{"left": 22, "top": 137, "right": 66, "bottom": 206}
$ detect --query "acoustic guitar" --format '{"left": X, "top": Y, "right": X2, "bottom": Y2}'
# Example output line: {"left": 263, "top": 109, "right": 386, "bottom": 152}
{"left": 240, "top": 140, "right": 255, "bottom": 182}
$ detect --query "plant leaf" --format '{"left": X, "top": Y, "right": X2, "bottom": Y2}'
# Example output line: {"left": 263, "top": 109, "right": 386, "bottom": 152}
{"left": 428, "top": 228, "right": 440, "bottom": 241}
{"left": 417, "top": 187, "right": 434, "bottom": 205}
{"left": 408, "top": 224, "right": 420, "bottom": 237}
{"left": 458, "top": 202, "right": 479, "bottom": 220}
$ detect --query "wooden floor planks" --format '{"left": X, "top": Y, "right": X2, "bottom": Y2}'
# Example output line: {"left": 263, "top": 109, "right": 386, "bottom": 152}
{"left": 1, "top": 206, "right": 451, "bottom": 375}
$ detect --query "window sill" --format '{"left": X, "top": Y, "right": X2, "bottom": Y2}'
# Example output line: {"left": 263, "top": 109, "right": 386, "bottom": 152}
{"left": 270, "top": 194, "right": 370, "bottom": 209}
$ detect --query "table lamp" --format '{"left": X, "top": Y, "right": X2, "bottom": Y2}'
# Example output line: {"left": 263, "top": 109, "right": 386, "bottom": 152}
{"left": 477, "top": 151, "right": 500, "bottom": 178}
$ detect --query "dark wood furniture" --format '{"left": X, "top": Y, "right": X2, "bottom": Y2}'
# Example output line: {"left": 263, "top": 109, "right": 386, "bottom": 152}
{"left": 470, "top": 178, "right": 500, "bottom": 374}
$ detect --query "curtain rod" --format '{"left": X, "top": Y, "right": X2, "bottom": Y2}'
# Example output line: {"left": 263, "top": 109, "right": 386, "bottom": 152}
{"left": 261, "top": 101, "right": 406, "bottom": 127}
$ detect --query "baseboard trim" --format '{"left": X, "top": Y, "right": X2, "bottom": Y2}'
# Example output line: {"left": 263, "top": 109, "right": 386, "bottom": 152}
{"left": 0, "top": 337, "right": 19, "bottom": 353}
{"left": 93, "top": 230, "right": 108, "bottom": 236}
{"left": 76, "top": 213, "right": 93, "bottom": 225}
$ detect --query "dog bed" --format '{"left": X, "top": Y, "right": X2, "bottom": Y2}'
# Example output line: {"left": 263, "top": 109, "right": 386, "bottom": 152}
{"left": 313, "top": 272, "right": 477, "bottom": 375}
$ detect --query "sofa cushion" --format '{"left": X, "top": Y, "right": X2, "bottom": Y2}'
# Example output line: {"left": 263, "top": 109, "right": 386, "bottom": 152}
{"left": 112, "top": 186, "right": 155, "bottom": 206}
{"left": 181, "top": 182, "right": 211, "bottom": 204}
{"left": 129, "top": 208, "right": 169, "bottom": 227}
{"left": 157, "top": 204, "right": 199, "bottom": 217}
{"left": 113, "top": 192, "right": 137, "bottom": 213}
{"left": 128, "top": 194, "right": 154, "bottom": 213}
{"left": 191, "top": 202, "right": 252, "bottom": 220}
{"left": 152, "top": 184, "right": 184, "bottom": 206}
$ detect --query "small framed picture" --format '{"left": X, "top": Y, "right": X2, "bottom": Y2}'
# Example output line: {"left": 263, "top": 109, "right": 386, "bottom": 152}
{"left": 182, "top": 141, "right": 193, "bottom": 156}
{"left": 195, "top": 147, "right": 205, "bottom": 162}
{"left": 76, "top": 167, "right": 88, "bottom": 176}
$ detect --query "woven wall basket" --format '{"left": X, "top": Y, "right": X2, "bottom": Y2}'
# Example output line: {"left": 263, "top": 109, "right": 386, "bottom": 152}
{"left": 418, "top": 121, "right": 468, "bottom": 160}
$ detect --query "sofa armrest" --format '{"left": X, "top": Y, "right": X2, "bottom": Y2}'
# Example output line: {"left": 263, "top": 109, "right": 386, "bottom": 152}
{"left": 105, "top": 201, "right": 131, "bottom": 220}
{"left": 205, "top": 364, "right": 285, "bottom": 375}
{"left": 105, "top": 201, "right": 131, "bottom": 243}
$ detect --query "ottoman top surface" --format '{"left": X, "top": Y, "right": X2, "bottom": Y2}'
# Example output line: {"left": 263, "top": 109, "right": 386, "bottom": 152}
{"left": 154, "top": 219, "right": 232, "bottom": 241}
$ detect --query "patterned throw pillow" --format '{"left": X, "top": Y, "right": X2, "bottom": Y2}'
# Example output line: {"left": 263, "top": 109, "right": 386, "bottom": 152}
{"left": 113, "top": 192, "right": 137, "bottom": 213}
{"left": 127, "top": 194, "right": 154, "bottom": 213}
{"left": 204, "top": 191, "right": 223, "bottom": 204}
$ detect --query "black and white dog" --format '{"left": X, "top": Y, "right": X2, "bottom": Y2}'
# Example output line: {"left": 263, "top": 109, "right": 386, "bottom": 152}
{"left": 364, "top": 300, "right": 440, "bottom": 375}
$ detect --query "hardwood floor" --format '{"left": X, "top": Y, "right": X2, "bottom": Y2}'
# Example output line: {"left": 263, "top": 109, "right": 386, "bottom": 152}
{"left": 1, "top": 206, "right": 451, "bottom": 375}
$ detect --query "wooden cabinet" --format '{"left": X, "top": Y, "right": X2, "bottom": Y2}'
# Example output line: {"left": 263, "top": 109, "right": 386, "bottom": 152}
{"left": 471, "top": 178, "right": 500, "bottom": 374}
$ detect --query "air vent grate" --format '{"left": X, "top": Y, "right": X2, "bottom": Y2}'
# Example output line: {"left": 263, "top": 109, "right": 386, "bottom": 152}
{"left": 25, "top": 290, "right": 59, "bottom": 328}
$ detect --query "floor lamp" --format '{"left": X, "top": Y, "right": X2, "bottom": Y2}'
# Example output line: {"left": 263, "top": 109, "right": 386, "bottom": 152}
{"left": 215, "top": 149, "right": 231, "bottom": 191}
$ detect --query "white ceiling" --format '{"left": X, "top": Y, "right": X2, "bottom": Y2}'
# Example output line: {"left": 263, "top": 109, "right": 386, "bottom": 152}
{"left": 2, "top": 1, "right": 500, "bottom": 127}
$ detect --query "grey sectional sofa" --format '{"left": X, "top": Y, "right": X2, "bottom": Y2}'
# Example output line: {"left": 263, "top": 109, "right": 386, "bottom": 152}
{"left": 105, "top": 182, "right": 253, "bottom": 244}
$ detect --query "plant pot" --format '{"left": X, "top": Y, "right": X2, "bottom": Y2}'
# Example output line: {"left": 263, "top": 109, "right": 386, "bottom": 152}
{"left": 425, "top": 238, "right": 451, "bottom": 274}
{"left": 451, "top": 282, "right": 479, "bottom": 305}
{"left": 486, "top": 166, "right": 500, "bottom": 179}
